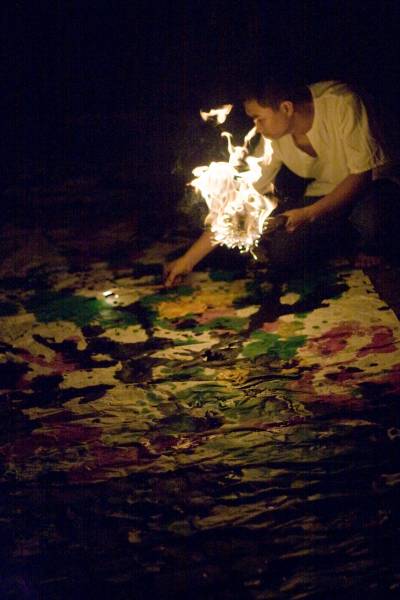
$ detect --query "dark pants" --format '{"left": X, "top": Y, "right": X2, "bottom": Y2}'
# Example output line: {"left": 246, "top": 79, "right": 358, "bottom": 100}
{"left": 262, "top": 167, "right": 400, "bottom": 272}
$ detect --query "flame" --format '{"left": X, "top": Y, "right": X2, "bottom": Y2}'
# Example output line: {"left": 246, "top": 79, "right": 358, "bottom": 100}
{"left": 200, "top": 104, "right": 233, "bottom": 124}
{"left": 190, "top": 110, "right": 276, "bottom": 256}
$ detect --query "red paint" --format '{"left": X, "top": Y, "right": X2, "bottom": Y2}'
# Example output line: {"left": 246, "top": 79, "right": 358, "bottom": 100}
{"left": 357, "top": 326, "right": 397, "bottom": 358}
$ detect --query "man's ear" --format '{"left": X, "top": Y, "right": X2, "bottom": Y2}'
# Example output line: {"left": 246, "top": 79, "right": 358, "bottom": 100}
{"left": 279, "top": 101, "right": 294, "bottom": 116}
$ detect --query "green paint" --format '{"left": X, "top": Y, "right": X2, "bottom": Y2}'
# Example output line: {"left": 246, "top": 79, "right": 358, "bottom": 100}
{"left": 158, "top": 315, "right": 249, "bottom": 333}
{"left": 0, "top": 301, "right": 19, "bottom": 316}
{"left": 234, "top": 280, "right": 274, "bottom": 306}
{"left": 153, "top": 318, "right": 176, "bottom": 330}
{"left": 0, "top": 267, "right": 51, "bottom": 292}
{"left": 242, "top": 330, "right": 307, "bottom": 360}
{"left": 140, "top": 285, "right": 194, "bottom": 306}
{"left": 209, "top": 269, "right": 246, "bottom": 282}
{"left": 331, "top": 292, "right": 346, "bottom": 300}
{"left": 175, "top": 383, "right": 240, "bottom": 407}
{"left": 154, "top": 314, "right": 198, "bottom": 330}
{"left": 96, "top": 306, "right": 139, "bottom": 329}
{"left": 351, "top": 387, "right": 362, "bottom": 397}
{"left": 137, "top": 303, "right": 158, "bottom": 327}
{"left": 168, "top": 366, "right": 209, "bottom": 380}
{"left": 195, "top": 316, "right": 249, "bottom": 333}
{"left": 25, "top": 290, "right": 138, "bottom": 329}
{"left": 131, "top": 262, "right": 163, "bottom": 278}
{"left": 286, "top": 270, "right": 337, "bottom": 298}
{"left": 159, "top": 414, "right": 202, "bottom": 433}
{"left": 221, "top": 395, "right": 289, "bottom": 424}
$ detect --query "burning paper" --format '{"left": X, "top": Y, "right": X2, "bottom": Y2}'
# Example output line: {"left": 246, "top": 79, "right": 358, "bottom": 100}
{"left": 191, "top": 107, "right": 276, "bottom": 255}
{"left": 200, "top": 104, "right": 233, "bottom": 124}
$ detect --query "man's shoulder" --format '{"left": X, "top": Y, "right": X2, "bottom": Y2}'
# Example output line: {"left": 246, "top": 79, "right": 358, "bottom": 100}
{"left": 309, "top": 80, "right": 353, "bottom": 101}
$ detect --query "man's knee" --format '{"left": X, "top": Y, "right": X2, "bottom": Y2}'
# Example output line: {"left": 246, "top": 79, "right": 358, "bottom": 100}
{"left": 264, "top": 228, "right": 315, "bottom": 272}
{"left": 349, "top": 178, "right": 400, "bottom": 250}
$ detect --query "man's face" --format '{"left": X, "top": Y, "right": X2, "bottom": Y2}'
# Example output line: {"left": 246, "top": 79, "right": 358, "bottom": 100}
{"left": 244, "top": 99, "right": 293, "bottom": 139}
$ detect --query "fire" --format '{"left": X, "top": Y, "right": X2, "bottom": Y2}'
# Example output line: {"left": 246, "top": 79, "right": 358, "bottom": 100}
{"left": 190, "top": 106, "right": 276, "bottom": 256}
{"left": 200, "top": 104, "right": 233, "bottom": 124}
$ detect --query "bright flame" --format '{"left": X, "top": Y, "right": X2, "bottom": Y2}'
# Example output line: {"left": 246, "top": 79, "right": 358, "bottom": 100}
{"left": 191, "top": 110, "right": 276, "bottom": 255}
{"left": 200, "top": 104, "right": 233, "bottom": 124}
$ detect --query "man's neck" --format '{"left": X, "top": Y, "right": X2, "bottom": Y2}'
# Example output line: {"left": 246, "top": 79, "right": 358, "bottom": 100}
{"left": 291, "top": 101, "right": 314, "bottom": 136}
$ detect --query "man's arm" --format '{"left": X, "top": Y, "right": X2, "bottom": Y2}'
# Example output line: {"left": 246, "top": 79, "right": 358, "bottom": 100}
{"left": 164, "top": 230, "right": 215, "bottom": 287}
{"left": 283, "top": 171, "right": 372, "bottom": 232}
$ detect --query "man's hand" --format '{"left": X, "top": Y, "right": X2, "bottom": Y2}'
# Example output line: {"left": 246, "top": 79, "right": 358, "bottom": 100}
{"left": 164, "top": 256, "right": 193, "bottom": 288}
{"left": 282, "top": 206, "right": 314, "bottom": 232}
{"left": 164, "top": 230, "right": 215, "bottom": 287}
{"left": 281, "top": 172, "right": 372, "bottom": 233}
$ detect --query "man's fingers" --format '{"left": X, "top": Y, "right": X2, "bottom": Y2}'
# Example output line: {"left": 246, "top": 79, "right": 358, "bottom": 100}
{"left": 285, "top": 219, "right": 297, "bottom": 233}
{"left": 163, "top": 263, "right": 175, "bottom": 286}
{"left": 264, "top": 215, "right": 288, "bottom": 234}
{"left": 164, "top": 260, "right": 189, "bottom": 287}
{"left": 165, "top": 272, "right": 174, "bottom": 287}
{"left": 165, "top": 268, "right": 179, "bottom": 288}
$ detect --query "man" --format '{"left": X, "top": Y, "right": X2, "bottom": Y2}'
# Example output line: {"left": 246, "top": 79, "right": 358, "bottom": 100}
{"left": 165, "top": 79, "right": 396, "bottom": 287}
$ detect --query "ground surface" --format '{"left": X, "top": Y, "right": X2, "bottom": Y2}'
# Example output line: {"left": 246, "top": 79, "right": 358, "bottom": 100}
{"left": 1, "top": 195, "right": 400, "bottom": 599}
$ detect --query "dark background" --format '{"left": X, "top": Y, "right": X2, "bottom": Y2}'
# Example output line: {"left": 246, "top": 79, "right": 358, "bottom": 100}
{"left": 3, "top": 0, "right": 400, "bottom": 224}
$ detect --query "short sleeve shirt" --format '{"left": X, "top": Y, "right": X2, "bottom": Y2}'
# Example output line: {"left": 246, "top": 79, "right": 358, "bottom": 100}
{"left": 254, "top": 81, "right": 385, "bottom": 197}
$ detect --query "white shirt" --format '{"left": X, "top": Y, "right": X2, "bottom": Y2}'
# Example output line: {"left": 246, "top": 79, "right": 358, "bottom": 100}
{"left": 254, "top": 81, "right": 385, "bottom": 197}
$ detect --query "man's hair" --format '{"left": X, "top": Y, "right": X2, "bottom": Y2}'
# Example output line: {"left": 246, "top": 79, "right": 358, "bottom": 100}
{"left": 241, "top": 77, "right": 311, "bottom": 110}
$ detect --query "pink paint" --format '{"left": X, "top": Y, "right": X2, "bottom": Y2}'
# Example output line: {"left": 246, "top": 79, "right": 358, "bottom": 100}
{"left": 0, "top": 423, "right": 103, "bottom": 460}
{"left": 286, "top": 368, "right": 365, "bottom": 408}
{"left": 261, "top": 321, "right": 280, "bottom": 333}
{"left": 357, "top": 326, "right": 397, "bottom": 358}
{"left": 19, "top": 350, "right": 78, "bottom": 375}
{"left": 306, "top": 322, "right": 362, "bottom": 356}
{"left": 311, "top": 393, "right": 365, "bottom": 409}
{"left": 369, "top": 363, "right": 400, "bottom": 394}
{"left": 67, "top": 443, "right": 149, "bottom": 484}
{"left": 325, "top": 369, "right": 360, "bottom": 383}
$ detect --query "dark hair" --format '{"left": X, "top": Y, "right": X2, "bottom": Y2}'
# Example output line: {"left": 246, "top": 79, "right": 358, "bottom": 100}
{"left": 241, "top": 77, "right": 311, "bottom": 110}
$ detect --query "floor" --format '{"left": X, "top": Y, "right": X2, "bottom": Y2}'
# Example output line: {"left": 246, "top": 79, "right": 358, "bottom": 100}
{"left": 1, "top": 189, "right": 400, "bottom": 598}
